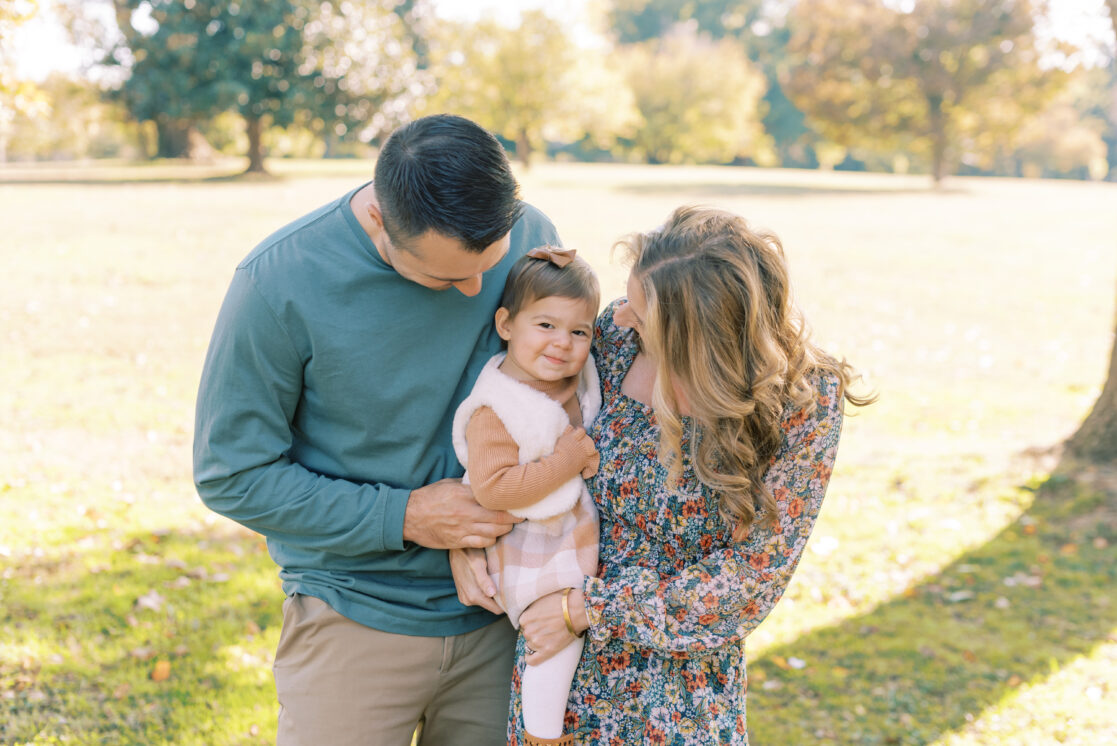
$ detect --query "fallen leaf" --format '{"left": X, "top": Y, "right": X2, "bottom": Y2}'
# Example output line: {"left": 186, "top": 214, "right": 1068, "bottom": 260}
{"left": 134, "top": 590, "right": 165, "bottom": 613}
{"left": 1059, "top": 543, "right": 1077, "bottom": 555}
{"left": 771, "top": 656, "right": 791, "bottom": 670}
{"left": 129, "top": 646, "right": 156, "bottom": 661}
{"left": 1007, "top": 675, "right": 1022, "bottom": 687}
{"left": 151, "top": 660, "right": 171, "bottom": 682}
{"left": 962, "top": 650, "right": 977, "bottom": 663}
{"left": 245, "top": 620, "right": 261, "bottom": 636}
{"left": 113, "top": 682, "right": 131, "bottom": 699}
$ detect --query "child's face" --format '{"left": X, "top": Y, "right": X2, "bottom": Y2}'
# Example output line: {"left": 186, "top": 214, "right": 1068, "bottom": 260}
{"left": 494, "top": 295, "right": 596, "bottom": 384}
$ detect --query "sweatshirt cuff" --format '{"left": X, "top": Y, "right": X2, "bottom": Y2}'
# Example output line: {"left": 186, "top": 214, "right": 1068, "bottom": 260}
{"left": 378, "top": 485, "right": 411, "bottom": 551}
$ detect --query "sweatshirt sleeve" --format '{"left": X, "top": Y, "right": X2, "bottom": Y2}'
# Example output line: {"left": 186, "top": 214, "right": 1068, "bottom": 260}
{"left": 192, "top": 269, "right": 409, "bottom": 555}
{"left": 466, "top": 407, "right": 589, "bottom": 511}
{"left": 581, "top": 374, "right": 844, "bottom": 655}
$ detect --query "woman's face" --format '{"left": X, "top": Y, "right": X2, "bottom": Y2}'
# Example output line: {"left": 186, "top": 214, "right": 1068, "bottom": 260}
{"left": 614, "top": 272, "right": 647, "bottom": 336}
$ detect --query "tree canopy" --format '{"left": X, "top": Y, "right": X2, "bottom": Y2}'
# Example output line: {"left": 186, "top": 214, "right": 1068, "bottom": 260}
{"left": 619, "top": 26, "right": 773, "bottom": 164}
{"left": 785, "top": 0, "right": 1065, "bottom": 183}
{"left": 103, "top": 0, "right": 419, "bottom": 170}
{"left": 421, "top": 9, "right": 637, "bottom": 166}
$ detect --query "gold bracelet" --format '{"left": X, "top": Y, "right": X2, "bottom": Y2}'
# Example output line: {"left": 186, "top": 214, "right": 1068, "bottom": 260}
{"left": 562, "top": 587, "right": 583, "bottom": 638}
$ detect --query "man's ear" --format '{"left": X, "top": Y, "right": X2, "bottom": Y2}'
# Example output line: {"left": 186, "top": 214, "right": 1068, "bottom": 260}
{"left": 365, "top": 202, "right": 386, "bottom": 231}
{"left": 494, "top": 307, "right": 513, "bottom": 341}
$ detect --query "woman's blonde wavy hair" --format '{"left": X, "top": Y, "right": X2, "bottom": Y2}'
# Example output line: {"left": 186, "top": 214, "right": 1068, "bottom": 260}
{"left": 617, "top": 205, "right": 874, "bottom": 541}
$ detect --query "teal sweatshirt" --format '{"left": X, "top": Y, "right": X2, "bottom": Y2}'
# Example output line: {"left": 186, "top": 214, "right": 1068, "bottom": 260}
{"left": 193, "top": 184, "right": 561, "bottom": 636}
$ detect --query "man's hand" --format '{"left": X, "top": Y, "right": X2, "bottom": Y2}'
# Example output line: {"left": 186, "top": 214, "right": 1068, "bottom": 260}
{"left": 449, "top": 547, "right": 504, "bottom": 614}
{"left": 402, "top": 478, "right": 521, "bottom": 549}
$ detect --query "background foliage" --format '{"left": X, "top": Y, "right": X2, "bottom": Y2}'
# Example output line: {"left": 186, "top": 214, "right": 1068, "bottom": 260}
{"left": 2, "top": 0, "right": 1115, "bottom": 181}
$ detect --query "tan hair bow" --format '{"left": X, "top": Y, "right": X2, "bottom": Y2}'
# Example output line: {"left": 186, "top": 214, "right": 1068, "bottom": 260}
{"left": 526, "top": 246, "right": 577, "bottom": 268}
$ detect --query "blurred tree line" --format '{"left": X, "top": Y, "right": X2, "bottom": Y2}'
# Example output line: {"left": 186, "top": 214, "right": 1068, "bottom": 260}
{"left": 1, "top": 0, "right": 1115, "bottom": 182}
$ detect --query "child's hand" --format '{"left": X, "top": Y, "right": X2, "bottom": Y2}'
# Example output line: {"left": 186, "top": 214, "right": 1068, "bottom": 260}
{"left": 555, "top": 425, "right": 598, "bottom": 477}
{"left": 580, "top": 450, "right": 600, "bottom": 479}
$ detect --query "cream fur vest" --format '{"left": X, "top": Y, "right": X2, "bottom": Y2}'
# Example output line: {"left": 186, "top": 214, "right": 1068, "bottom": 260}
{"left": 452, "top": 352, "right": 601, "bottom": 521}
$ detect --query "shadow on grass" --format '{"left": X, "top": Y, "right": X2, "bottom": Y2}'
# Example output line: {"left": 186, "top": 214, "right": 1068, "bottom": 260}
{"left": 611, "top": 182, "right": 965, "bottom": 199}
{"left": 748, "top": 470, "right": 1116, "bottom": 745}
{"left": 1, "top": 525, "right": 282, "bottom": 745}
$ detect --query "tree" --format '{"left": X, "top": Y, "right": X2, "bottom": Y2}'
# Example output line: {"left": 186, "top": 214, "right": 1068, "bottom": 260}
{"left": 1065, "top": 0, "right": 1117, "bottom": 463}
{"left": 618, "top": 26, "right": 773, "bottom": 164}
{"left": 1007, "top": 67, "right": 1109, "bottom": 179}
{"left": 102, "top": 0, "right": 420, "bottom": 171}
{"left": 0, "top": 0, "right": 49, "bottom": 161}
{"left": 608, "top": 0, "right": 817, "bottom": 166}
{"left": 421, "top": 10, "right": 637, "bottom": 166}
{"left": 4, "top": 73, "right": 143, "bottom": 160}
{"left": 784, "top": 0, "right": 1065, "bottom": 184}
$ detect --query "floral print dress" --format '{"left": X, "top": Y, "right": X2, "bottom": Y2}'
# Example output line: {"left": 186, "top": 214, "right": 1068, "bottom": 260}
{"left": 507, "top": 301, "right": 845, "bottom": 746}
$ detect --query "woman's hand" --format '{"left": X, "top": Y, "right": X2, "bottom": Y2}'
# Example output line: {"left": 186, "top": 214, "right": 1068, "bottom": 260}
{"left": 519, "top": 587, "right": 589, "bottom": 666}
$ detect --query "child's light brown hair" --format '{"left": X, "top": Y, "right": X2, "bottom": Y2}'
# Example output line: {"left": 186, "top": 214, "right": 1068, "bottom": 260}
{"left": 499, "top": 247, "right": 600, "bottom": 319}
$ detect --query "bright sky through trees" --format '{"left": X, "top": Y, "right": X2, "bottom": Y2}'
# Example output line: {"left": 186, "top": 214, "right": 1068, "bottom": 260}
{"left": 10, "top": 0, "right": 1116, "bottom": 80}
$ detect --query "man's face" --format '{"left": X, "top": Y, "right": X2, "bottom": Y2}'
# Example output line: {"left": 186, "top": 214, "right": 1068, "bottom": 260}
{"left": 382, "top": 230, "right": 511, "bottom": 297}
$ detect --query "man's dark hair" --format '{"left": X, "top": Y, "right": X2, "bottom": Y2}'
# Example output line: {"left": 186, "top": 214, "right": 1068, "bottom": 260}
{"left": 374, "top": 114, "right": 523, "bottom": 253}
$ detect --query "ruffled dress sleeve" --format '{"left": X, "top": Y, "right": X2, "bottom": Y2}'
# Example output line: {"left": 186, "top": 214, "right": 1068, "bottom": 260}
{"left": 582, "top": 371, "right": 844, "bottom": 655}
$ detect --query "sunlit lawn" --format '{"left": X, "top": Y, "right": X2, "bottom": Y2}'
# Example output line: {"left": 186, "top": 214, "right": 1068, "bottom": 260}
{"left": 1, "top": 159, "right": 1115, "bottom": 745}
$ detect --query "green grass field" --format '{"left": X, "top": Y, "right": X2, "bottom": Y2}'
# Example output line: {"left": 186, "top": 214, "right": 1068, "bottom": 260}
{"left": 2, "top": 159, "right": 1115, "bottom": 745}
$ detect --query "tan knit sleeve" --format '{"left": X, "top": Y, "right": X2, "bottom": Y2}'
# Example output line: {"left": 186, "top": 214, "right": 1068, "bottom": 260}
{"left": 466, "top": 406, "right": 593, "bottom": 511}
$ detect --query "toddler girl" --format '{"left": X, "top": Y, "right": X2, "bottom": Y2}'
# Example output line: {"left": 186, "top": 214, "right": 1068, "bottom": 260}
{"left": 452, "top": 247, "right": 601, "bottom": 746}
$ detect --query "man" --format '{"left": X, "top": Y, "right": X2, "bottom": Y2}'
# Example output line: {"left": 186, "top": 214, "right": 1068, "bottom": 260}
{"left": 193, "top": 114, "right": 561, "bottom": 745}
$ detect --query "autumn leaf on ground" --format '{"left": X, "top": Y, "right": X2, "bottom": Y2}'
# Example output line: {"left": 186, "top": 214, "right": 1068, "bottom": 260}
{"left": 151, "top": 660, "right": 171, "bottom": 682}
{"left": 134, "top": 590, "right": 165, "bottom": 613}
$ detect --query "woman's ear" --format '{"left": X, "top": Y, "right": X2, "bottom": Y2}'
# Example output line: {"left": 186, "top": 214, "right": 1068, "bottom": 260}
{"left": 494, "top": 307, "right": 513, "bottom": 341}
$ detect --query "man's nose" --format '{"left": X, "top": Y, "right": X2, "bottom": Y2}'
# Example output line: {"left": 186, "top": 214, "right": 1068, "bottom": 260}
{"left": 453, "top": 275, "right": 483, "bottom": 297}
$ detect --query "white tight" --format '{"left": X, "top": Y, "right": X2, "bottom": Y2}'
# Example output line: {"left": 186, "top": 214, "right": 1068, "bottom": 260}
{"left": 521, "top": 636, "right": 584, "bottom": 739}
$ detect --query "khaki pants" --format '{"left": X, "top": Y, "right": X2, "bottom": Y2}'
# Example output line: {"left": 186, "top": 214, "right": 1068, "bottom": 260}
{"left": 273, "top": 594, "right": 516, "bottom": 746}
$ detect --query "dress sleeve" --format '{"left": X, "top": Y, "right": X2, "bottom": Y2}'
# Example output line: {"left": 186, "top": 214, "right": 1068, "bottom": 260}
{"left": 582, "top": 373, "right": 844, "bottom": 655}
{"left": 466, "top": 407, "right": 592, "bottom": 511}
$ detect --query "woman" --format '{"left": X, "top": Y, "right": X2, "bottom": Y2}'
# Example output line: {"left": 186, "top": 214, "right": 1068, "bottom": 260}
{"left": 503, "top": 205, "right": 873, "bottom": 746}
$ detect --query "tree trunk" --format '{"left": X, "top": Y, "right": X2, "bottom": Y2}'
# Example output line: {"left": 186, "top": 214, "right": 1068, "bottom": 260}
{"left": 155, "top": 115, "right": 193, "bottom": 158}
{"left": 1066, "top": 0, "right": 1117, "bottom": 463}
{"left": 245, "top": 115, "right": 267, "bottom": 173}
{"left": 928, "top": 96, "right": 947, "bottom": 186}
{"left": 1067, "top": 285, "right": 1117, "bottom": 464}
{"left": 1105, "top": 1, "right": 1117, "bottom": 181}
{"left": 516, "top": 129, "right": 532, "bottom": 168}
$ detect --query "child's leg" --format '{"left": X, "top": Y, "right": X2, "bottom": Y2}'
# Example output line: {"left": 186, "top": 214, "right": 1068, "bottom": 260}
{"left": 521, "top": 636, "right": 584, "bottom": 739}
